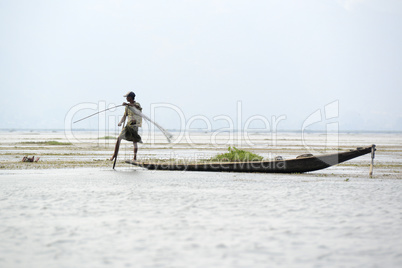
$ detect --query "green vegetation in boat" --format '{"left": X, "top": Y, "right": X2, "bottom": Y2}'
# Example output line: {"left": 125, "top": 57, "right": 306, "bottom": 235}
{"left": 210, "top": 146, "right": 263, "bottom": 162}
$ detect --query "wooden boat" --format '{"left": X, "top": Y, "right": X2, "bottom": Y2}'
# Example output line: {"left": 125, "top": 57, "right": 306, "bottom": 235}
{"left": 125, "top": 145, "right": 375, "bottom": 173}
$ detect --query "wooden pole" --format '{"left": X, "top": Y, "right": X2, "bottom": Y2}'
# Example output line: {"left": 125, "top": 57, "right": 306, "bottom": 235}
{"left": 369, "top": 144, "right": 376, "bottom": 178}
{"left": 113, "top": 121, "right": 126, "bottom": 170}
{"left": 73, "top": 105, "right": 123, "bottom": 124}
{"left": 112, "top": 148, "right": 118, "bottom": 170}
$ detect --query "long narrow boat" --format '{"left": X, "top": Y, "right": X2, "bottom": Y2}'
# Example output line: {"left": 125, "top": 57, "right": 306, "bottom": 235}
{"left": 125, "top": 145, "right": 375, "bottom": 173}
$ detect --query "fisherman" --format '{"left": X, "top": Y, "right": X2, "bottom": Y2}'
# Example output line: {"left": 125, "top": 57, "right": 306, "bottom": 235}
{"left": 109, "top": 91, "right": 143, "bottom": 162}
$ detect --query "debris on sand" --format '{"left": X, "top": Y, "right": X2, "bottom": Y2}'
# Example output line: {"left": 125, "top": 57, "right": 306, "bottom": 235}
{"left": 22, "top": 156, "right": 40, "bottom": 162}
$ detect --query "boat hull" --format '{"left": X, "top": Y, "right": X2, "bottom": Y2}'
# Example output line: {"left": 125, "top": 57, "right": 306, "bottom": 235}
{"left": 126, "top": 146, "right": 374, "bottom": 173}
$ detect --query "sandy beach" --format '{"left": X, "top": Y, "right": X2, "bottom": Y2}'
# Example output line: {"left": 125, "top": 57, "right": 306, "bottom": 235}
{"left": 1, "top": 130, "right": 401, "bottom": 177}
{"left": 1, "top": 131, "right": 401, "bottom": 267}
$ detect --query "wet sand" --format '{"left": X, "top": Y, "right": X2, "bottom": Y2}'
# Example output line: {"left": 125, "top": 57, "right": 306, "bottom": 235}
{"left": 0, "top": 131, "right": 401, "bottom": 267}
{"left": 0, "top": 131, "right": 401, "bottom": 179}
{"left": 1, "top": 168, "right": 402, "bottom": 268}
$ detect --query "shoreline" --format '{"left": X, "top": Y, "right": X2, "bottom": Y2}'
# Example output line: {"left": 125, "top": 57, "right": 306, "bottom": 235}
{"left": 2, "top": 128, "right": 402, "bottom": 134}
{"left": 1, "top": 131, "right": 401, "bottom": 179}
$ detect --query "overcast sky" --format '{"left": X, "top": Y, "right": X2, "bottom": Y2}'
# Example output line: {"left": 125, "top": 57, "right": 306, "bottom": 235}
{"left": 1, "top": 0, "right": 401, "bottom": 131}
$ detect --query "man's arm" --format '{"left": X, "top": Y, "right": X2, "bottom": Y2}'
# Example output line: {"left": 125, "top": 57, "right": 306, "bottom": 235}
{"left": 118, "top": 114, "right": 126, "bottom": 126}
{"left": 118, "top": 106, "right": 128, "bottom": 126}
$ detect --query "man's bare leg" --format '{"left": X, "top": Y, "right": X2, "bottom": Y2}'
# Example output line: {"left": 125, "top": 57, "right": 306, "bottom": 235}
{"left": 133, "top": 142, "right": 138, "bottom": 161}
{"left": 110, "top": 137, "right": 122, "bottom": 161}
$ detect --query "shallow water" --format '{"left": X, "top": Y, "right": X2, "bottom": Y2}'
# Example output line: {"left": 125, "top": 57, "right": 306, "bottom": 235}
{"left": 2, "top": 131, "right": 402, "bottom": 176}
{"left": 1, "top": 168, "right": 402, "bottom": 268}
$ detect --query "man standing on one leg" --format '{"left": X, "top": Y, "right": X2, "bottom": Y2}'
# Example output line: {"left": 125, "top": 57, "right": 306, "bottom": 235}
{"left": 110, "top": 91, "right": 142, "bottom": 162}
